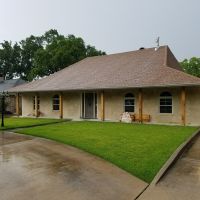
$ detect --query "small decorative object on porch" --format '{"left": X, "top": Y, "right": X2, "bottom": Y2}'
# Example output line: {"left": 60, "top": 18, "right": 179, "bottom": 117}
{"left": 0, "top": 91, "right": 9, "bottom": 127}
{"left": 121, "top": 112, "right": 132, "bottom": 123}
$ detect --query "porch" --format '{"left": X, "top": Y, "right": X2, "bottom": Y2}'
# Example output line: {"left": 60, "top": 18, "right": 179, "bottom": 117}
{"left": 15, "top": 86, "right": 196, "bottom": 125}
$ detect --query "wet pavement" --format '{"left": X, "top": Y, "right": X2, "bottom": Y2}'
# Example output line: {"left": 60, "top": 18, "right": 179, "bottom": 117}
{"left": 139, "top": 135, "right": 200, "bottom": 200}
{"left": 0, "top": 132, "right": 147, "bottom": 200}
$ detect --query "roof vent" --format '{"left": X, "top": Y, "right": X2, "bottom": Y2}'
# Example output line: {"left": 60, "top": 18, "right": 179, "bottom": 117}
{"left": 139, "top": 47, "right": 145, "bottom": 50}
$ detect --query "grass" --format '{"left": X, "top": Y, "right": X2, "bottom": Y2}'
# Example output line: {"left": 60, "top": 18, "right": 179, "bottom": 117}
{"left": 0, "top": 117, "right": 66, "bottom": 130}
{"left": 16, "top": 121, "right": 198, "bottom": 183}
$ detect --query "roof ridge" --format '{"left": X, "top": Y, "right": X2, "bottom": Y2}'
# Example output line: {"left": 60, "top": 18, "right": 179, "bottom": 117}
{"left": 163, "top": 45, "right": 168, "bottom": 66}
{"left": 163, "top": 46, "right": 183, "bottom": 71}
{"left": 101, "top": 45, "right": 168, "bottom": 57}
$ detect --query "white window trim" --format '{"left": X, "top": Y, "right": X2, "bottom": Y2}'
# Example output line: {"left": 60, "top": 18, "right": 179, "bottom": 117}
{"left": 52, "top": 95, "right": 60, "bottom": 111}
{"left": 159, "top": 94, "right": 173, "bottom": 114}
{"left": 124, "top": 94, "right": 135, "bottom": 113}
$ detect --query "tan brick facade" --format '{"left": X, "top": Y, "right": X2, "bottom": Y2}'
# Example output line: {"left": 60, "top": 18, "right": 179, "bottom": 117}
{"left": 20, "top": 87, "right": 200, "bottom": 126}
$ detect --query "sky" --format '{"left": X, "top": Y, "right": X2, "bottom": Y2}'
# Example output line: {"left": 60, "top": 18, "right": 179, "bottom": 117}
{"left": 0, "top": 0, "right": 199, "bottom": 61}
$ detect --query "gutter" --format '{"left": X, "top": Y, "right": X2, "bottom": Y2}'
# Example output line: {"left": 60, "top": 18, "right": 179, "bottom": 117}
{"left": 8, "top": 84, "right": 200, "bottom": 93}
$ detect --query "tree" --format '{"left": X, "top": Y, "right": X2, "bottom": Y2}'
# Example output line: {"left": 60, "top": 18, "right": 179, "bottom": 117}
{"left": 0, "top": 29, "right": 106, "bottom": 81}
{"left": 18, "top": 35, "right": 43, "bottom": 80}
{"left": 43, "top": 29, "right": 60, "bottom": 44}
{"left": 86, "top": 45, "right": 106, "bottom": 57}
{"left": 0, "top": 41, "right": 21, "bottom": 79}
{"left": 30, "top": 34, "right": 106, "bottom": 80}
{"left": 180, "top": 57, "right": 200, "bottom": 77}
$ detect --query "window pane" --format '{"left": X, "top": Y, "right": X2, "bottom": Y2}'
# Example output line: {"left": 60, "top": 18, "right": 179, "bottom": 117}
{"left": 160, "top": 99, "right": 172, "bottom": 105}
{"left": 160, "top": 91, "right": 172, "bottom": 113}
{"left": 124, "top": 93, "right": 135, "bottom": 112}
{"left": 53, "top": 105, "right": 59, "bottom": 110}
{"left": 125, "top": 106, "right": 134, "bottom": 112}
{"left": 33, "top": 96, "right": 40, "bottom": 110}
{"left": 125, "top": 99, "right": 134, "bottom": 106}
{"left": 53, "top": 99, "right": 59, "bottom": 104}
{"left": 53, "top": 94, "right": 60, "bottom": 110}
{"left": 160, "top": 106, "right": 172, "bottom": 113}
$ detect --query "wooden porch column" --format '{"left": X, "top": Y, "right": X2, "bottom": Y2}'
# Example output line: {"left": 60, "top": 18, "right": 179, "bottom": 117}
{"left": 16, "top": 93, "right": 20, "bottom": 116}
{"left": 59, "top": 92, "right": 63, "bottom": 119}
{"left": 100, "top": 91, "right": 105, "bottom": 121}
{"left": 138, "top": 89, "right": 143, "bottom": 123}
{"left": 181, "top": 87, "right": 186, "bottom": 126}
{"left": 35, "top": 95, "right": 39, "bottom": 117}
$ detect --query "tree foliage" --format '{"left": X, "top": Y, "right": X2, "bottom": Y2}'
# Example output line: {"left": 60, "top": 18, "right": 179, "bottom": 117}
{"left": 0, "top": 41, "right": 21, "bottom": 79}
{"left": 0, "top": 29, "right": 106, "bottom": 81}
{"left": 180, "top": 57, "right": 200, "bottom": 77}
{"left": 19, "top": 35, "right": 43, "bottom": 80}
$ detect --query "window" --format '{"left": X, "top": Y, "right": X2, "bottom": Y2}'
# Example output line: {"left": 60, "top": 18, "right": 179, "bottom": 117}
{"left": 124, "top": 93, "right": 135, "bottom": 112}
{"left": 53, "top": 94, "right": 60, "bottom": 111}
{"left": 33, "top": 96, "right": 40, "bottom": 110}
{"left": 160, "top": 92, "right": 172, "bottom": 113}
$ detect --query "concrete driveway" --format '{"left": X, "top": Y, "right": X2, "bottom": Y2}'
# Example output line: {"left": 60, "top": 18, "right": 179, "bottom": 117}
{"left": 0, "top": 132, "right": 147, "bottom": 200}
{"left": 139, "top": 135, "right": 200, "bottom": 200}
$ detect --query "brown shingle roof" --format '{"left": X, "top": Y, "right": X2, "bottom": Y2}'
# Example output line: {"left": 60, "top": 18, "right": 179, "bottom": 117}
{"left": 9, "top": 46, "right": 200, "bottom": 92}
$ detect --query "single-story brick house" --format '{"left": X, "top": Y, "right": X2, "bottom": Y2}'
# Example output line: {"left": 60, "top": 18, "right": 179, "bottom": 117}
{"left": 9, "top": 46, "right": 200, "bottom": 125}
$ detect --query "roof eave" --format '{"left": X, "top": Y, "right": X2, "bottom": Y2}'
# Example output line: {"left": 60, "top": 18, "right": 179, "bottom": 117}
{"left": 8, "top": 83, "right": 200, "bottom": 93}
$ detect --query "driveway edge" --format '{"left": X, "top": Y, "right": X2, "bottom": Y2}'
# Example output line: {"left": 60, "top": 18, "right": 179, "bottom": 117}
{"left": 150, "top": 128, "right": 200, "bottom": 186}
{"left": 4, "top": 119, "right": 71, "bottom": 131}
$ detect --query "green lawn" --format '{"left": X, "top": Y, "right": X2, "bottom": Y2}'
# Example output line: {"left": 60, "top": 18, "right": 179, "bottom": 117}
{"left": 0, "top": 117, "right": 66, "bottom": 130}
{"left": 16, "top": 121, "right": 198, "bottom": 183}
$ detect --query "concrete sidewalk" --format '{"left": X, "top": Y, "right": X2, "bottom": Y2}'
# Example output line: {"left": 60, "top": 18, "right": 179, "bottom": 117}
{"left": 0, "top": 132, "right": 147, "bottom": 200}
{"left": 138, "top": 135, "right": 200, "bottom": 200}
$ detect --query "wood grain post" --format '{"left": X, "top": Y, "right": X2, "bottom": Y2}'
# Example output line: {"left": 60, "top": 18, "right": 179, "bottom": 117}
{"left": 100, "top": 91, "right": 105, "bottom": 121}
{"left": 138, "top": 89, "right": 143, "bottom": 123}
{"left": 59, "top": 92, "right": 63, "bottom": 119}
{"left": 16, "top": 93, "right": 20, "bottom": 116}
{"left": 35, "top": 95, "right": 39, "bottom": 118}
{"left": 181, "top": 87, "right": 186, "bottom": 126}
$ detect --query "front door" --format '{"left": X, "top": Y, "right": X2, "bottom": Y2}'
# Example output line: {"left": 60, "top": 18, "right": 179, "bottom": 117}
{"left": 85, "top": 93, "right": 94, "bottom": 118}
{"left": 82, "top": 93, "right": 97, "bottom": 119}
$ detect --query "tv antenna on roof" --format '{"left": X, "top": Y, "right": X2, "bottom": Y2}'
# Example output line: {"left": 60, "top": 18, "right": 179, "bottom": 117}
{"left": 155, "top": 36, "right": 160, "bottom": 51}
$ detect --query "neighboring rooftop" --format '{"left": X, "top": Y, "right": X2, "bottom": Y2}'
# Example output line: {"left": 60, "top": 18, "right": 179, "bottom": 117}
{"left": 0, "top": 79, "right": 26, "bottom": 92}
{"left": 8, "top": 46, "right": 200, "bottom": 93}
